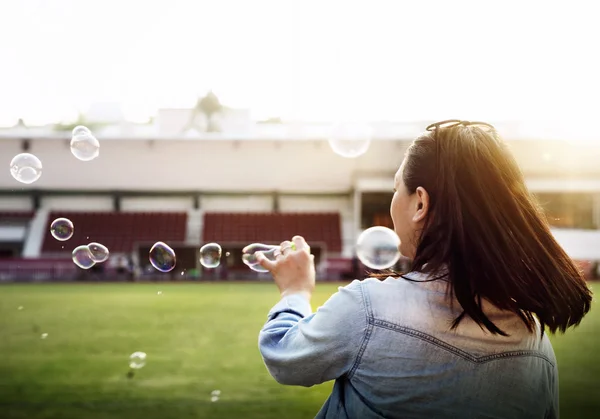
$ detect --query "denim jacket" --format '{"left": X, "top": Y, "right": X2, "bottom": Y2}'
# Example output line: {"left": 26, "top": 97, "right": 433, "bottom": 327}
{"left": 258, "top": 274, "right": 559, "bottom": 418}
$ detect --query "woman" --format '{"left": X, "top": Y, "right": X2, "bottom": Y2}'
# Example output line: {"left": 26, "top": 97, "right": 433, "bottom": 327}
{"left": 256, "top": 120, "right": 592, "bottom": 418}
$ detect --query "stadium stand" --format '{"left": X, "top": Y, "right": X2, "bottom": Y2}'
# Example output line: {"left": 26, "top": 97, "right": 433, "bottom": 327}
{"left": 0, "top": 258, "right": 77, "bottom": 282}
{"left": 202, "top": 212, "right": 342, "bottom": 253}
{"left": 41, "top": 211, "right": 187, "bottom": 254}
{"left": 0, "top": 211, "right": 35, "bottom": 221}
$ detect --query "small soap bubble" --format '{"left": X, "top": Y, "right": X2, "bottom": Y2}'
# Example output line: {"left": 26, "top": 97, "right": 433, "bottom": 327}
{"left": 88, "top": 242, "right": 109, "bottom": 263}
{"left": 129, "top": 351, "right": 147, "bottom": 369}
{"left": 328, "top": 122, "right": 372, "bottom": 158}
{"left": 70, "top": 128, "right": 100, "bottom": 161}
{"left": 10, "top": 153, "right": 43, "bottom": 184}
{"left": 356, "top": 226, "right": 401, "bottom": 270}
{"left": 225, "top": 252, "right": 231, "bottom": 257}
{"left": 40, "top": 333, "right": 48, "bottom": 339}
{"left": 200, "top": 243, "right": 222, "bottom": 268}
{"left": 242, "top": 243, "right": 278, "bottom": 273}
{"left": 72, "top": 245, "right": 95, "bottom": 269}
{"left": 17, "top": 306, "right": 24, "bottom": 310}
{"left": 149, "top": 242, "right": 176, "bottom": 272}
{"left": 50, "top": 218, "right": 74, "bottom": 241}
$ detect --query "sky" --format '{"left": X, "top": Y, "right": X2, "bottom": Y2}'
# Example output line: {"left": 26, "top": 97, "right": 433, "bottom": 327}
{"left": 0, "top": 0, "right": 599, "bottom": 126}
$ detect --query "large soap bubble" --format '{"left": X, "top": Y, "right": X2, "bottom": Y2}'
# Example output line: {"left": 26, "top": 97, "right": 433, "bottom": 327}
{"left": 200, "top": 243, "right": 222, "bottom": 268}
{"left": 50, "top": 218, "right": 74, "bottom": 241}
{"left": 242, "top": 243, "right": 279, "bottom": 273}
{"left": 88, "top": 242, "right": 109, "bottom": 263}
{"left": 149, "top": 242, "right": 176, "bottom": 272}
{"left": 328, "top": 122, "right": 372, "bottom": 158}
{"left": 70, "top": 126, "right": 100, "bottom": 161}
{"left": 10, "top": 153, "right": 43, "bottom": 184}
{"left": 356, "top": 226, "right": 401, "bottom": 270}
{"left": 72, "top": 245, "right": 95, "bottom": 269}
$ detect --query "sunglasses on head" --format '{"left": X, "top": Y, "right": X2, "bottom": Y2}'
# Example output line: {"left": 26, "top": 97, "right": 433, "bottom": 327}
{"left": 426, "top": 119, "right": 495, "bottom": 132}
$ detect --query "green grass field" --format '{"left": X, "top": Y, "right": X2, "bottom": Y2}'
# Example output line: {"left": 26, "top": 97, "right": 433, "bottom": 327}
{"left": 0, "top": 282, "right": 597, "bottom": 419}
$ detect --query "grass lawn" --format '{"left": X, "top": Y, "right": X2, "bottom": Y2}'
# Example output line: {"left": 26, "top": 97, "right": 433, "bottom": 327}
{"left": 0, "top": 282, "right": 597, "bottom": 419}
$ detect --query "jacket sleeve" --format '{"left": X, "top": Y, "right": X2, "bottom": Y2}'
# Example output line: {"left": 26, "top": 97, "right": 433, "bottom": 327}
{"left": 545, "top": 362, "right": 559, "bottom": 419}
{"left": 258, "top": 279, "right": 367, "bottom": 387}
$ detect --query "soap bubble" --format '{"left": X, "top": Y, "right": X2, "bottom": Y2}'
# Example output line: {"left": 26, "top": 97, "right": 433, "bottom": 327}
{"left": 71, "top": 130, "right": 100, "bottom": 161}
{"left": 40, "top": 333, "right": 48, "bottom": 339}
{"left": 129, "top": 351, "right": 147, "bottom": 369}
{"left": 10, "top": 153, "right": 43, "bottom": 184}
{"left": 242, "top": 243, "right": 279, "bottom": 273}
{"left": 356, "top": 226, "right": 401, "bottom": 270}
{"left": 149, "top": 242, "right": 176, "bottom": 272}
{"left": 50, "top": 218, "right": 74, "bottom": 241}
{"left": 328, "top": 122, "right": 372, "bottom": 158}
{"left": 72, "top": 125, "right": 91, "bottom": 136}
{"left": 72, "top": 245, "right": 95, "bottom": 269}
{"left": 210, "top": 390, "right": 220, "bottom": 402}
{"left": 88, "top": 242, "right": 109, "bottom": 263}
{"left": 200, "top": 243, "right": 222, "bottom": 268}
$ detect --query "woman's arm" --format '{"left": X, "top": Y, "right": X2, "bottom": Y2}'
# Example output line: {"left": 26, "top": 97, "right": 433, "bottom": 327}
{"left": 258, "top": 280, "right": 367, "bottom": 387}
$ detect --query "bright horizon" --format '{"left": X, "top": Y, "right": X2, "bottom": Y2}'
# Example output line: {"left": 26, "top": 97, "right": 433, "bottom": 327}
{"left": 1, "top": 0, "right": 599, "bottom": 131}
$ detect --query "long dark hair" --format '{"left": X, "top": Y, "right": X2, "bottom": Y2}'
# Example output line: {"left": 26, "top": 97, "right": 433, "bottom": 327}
{"left": 381, "top": 122, "right": 592, "bottom": 337}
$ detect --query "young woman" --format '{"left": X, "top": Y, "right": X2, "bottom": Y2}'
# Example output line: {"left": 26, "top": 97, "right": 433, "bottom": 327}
{"left": 256, "top": 120, "right": 592, "bottom": 418}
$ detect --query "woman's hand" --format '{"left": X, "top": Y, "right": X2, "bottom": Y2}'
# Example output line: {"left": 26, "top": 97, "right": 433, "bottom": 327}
{"left": 256, "top": 235, "right": 316, "bottom": 300}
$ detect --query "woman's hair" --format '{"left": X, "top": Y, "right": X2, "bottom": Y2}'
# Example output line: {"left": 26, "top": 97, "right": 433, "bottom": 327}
{"left": 382, "top": 122, "right": 592, "bottom": 337}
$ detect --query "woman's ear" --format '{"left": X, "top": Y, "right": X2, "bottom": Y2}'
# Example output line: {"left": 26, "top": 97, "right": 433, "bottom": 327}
{"left": 412, "top": 186, "right": 430, "bottom": 223}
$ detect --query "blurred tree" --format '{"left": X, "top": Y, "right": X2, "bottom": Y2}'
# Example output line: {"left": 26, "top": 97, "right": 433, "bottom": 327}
{"left": 184, "top": 90, "right": 223, "bottom": 133}
{"left": 53, "top": 113, "right": 100, "bottom": 132}
{"left": 257, "top": 117, "right": 283, "bottom": 124}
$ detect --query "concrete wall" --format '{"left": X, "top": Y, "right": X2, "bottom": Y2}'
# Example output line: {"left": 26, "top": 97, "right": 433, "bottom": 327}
{"left": 0, "top": 196, "right": 31, "bottom": 210}
{"left": 200, "top": 195, "right": 273, "bottom": 212}
{"left": 121, "top": 197, "right": 193, "bottom": 212}
{"left": 3, "top": 137, "right": 599, "bottom": 193}
{"left": 3, "top": 137, "right": 599, "bottom": 192}
{"left": 0, "top": 139, "right": 405, "bottom": 192}
{"left": 41, "top": 196, "right": 113, "bottom": 211}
